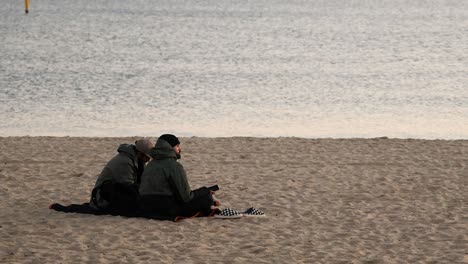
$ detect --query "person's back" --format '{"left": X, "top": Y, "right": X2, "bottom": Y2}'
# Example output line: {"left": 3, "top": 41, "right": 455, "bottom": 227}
{"left": 91, "top": 140, "right": 153, "bottom": 213}
{"left": 93, "top": 144, "right": 139, "bottom": 190}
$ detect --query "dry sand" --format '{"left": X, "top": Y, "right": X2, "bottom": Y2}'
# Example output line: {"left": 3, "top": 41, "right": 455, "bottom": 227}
{"left": 0, "top": 137, "right": 467, "bottom": 263}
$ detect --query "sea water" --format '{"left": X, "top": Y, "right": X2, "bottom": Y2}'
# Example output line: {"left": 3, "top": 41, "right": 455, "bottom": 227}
{"left": 1, "top": 0, "right": 467, "bottom": 139}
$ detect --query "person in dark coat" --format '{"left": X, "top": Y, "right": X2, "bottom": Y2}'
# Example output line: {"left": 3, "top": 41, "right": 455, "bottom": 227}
{"left": 139, "top": 134, "right": 216, "bottom": 218}
{"left": 90, "top": 139, "right": 154, "bottom": 214}
{"left": 50, "top": 138, "right": 154, "bottom": 217}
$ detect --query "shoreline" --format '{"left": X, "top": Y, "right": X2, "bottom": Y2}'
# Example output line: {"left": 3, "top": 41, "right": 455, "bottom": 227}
{"left": 1, "top": 135, "right": 467, "bottom": 140}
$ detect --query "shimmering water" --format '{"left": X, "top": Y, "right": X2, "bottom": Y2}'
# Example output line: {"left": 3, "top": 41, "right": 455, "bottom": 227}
{"left": 1, "top": 0, "right": 467, "bottom": 138}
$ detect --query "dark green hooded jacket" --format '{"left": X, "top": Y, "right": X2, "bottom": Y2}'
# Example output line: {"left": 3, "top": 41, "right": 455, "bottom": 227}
{"left": 91, "top": 144, "right": 142, "bottom": 208}
{"left": 139, "top": 139, "right": 194, "bottom": 203}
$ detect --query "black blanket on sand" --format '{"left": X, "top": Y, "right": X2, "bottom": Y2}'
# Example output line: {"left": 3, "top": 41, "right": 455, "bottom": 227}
{"left": 49, "top": 181, "right": 185, "bottom": 221}
{"left": 49, "top": 203, "right": 180, "bottom": 221}
{"left": 49, "top": 183, "right": 216, "bottom": 221}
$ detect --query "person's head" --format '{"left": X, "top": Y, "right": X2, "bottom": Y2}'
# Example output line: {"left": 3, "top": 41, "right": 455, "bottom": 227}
{"left": 158, "top": 134, "right": 181, "bottom": 159}
{"left": 135, "top": 138, "right": 154, "bottom": 163}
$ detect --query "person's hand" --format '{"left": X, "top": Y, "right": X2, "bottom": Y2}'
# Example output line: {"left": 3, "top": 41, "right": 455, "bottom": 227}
{"left": 210, "top": 190, "right": 216, "bottom": 195}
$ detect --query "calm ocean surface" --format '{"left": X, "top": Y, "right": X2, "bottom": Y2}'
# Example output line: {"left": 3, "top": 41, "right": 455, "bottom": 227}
{"left": 1, "top": 0, "right": 467, "bottom": 139}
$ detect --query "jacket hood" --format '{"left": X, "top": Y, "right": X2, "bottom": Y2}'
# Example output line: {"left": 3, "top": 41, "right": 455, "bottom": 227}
{"left": 149, "top": 138, "right": 178, "bottom": 160}
{"left": 117, "top": 144, "right": 137, "bottom": 158}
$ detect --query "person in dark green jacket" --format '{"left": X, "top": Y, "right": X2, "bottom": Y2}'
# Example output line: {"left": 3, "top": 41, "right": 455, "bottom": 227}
{"left": 90, "top": 139, "right": 154, "bottom": 213}
{"left": 139, "top": 134, "right": 216, "bottom": 218}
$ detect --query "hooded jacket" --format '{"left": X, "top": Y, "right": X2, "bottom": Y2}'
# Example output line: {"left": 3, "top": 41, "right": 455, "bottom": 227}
{"left": 91, "top": 144, "right": 142, "bottom": 208}
{"left": 93, "top": 144, "right": 141, "bottom": 188}
{"left": 139, "top": 139, "right": 195, "bottom": 203}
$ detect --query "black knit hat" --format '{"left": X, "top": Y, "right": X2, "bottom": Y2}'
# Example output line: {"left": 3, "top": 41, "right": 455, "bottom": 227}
{"left": 158, "top": 134, "right": 180, "bottom": 147}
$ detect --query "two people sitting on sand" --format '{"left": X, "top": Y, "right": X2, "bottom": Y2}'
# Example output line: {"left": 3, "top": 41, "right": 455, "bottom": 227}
{"left": 50, "top": 134, "right": 264, "bottom": 219}
{"left": 89, "top": 134, "right": 217, "bottom": 218}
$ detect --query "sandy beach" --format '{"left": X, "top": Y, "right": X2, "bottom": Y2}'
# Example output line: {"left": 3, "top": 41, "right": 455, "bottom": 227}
{"left": 0, "top": 136, "right": 466, "bottom": 263}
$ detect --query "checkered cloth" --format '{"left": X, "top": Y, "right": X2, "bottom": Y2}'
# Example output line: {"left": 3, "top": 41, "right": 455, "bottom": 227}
{"left": 243, "top": 207, "right": 266, "bottom": 217}
{"left": 214, "top": 208, "right": 243, "bottom": 219}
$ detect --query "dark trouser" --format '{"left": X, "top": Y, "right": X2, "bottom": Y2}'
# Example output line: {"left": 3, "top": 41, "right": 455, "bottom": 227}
{"left": 50, "top": 203, "right": 100, "bottom": 215}
{"left": 139, "top": 187, "right": 214, "bottom": 218}
{"left": 92, "top": 181, "right": 140, "bottom": 216}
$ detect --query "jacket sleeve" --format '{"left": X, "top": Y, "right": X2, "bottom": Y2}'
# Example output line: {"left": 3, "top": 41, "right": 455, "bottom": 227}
{"left": 169, "top": 163, "right": 194, "bottom": 203}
